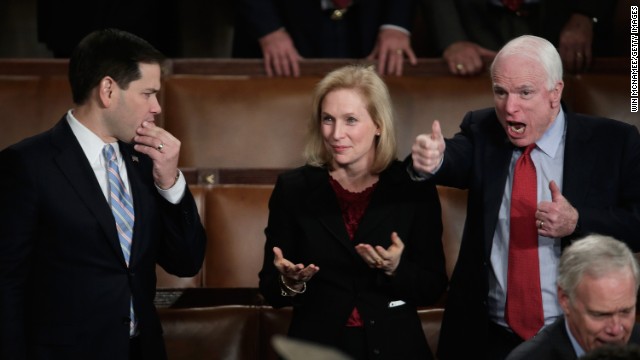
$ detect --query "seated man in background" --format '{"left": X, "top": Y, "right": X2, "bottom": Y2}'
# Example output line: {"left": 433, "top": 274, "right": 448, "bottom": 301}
{"left": 232, "top": 0, "right": 418, "bottom": 77}
{"left": 421, "top": 0, "right": 619, "bottom": 75}
{"left": 507, "top": 234, "right": 640, "bottom": 360}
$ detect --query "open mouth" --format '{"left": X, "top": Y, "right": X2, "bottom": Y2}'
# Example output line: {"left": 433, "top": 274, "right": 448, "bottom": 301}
{"left": 507, "top": 121, "right": 526, "bottom": 135}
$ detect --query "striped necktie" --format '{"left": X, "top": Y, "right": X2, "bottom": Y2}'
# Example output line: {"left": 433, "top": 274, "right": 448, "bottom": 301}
{"left": 103, "top": 144, "right": 137, "bottom": 336}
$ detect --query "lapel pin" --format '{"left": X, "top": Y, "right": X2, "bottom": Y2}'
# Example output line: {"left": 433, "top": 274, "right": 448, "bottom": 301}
{"left": 131, "top": 155, "right": 139, "bottom": 163}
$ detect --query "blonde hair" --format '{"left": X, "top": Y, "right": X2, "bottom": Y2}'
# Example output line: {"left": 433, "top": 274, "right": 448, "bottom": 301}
{"left": 303, "top": 64, "right": 397, "bottom": 174}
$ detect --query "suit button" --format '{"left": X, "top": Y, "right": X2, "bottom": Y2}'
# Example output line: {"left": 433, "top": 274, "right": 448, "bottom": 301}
{"left": 369, "top": 320, "right": 375, "bottom": 325}
{"left": 373, "top": 348, "right": 380, "bottom": 355}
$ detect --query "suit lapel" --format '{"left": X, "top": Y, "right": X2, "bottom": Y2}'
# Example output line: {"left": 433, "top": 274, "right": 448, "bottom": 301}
{"left": 482, "top": 120, "right": 514, "bottom": 257}
{"left": 303, "top": 165, "right": 399, "bottom": 257}
{"left": 556, "top": 317, "right": 580, "bottom": 359}
{"left": 303, "top": 167, "right": 358, "bottom": 256}
{"left": 51, "top": 119, "right": 128, "bottom": 266}
{"left": 561, "top": 113, "right": 595, "bottom": 210}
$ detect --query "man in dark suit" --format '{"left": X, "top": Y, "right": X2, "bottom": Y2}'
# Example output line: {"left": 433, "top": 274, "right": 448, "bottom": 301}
{"left": 232, "top": 0, "right": 418, "bottom": 76}
{"left": 0, "top": 29, "right": 207, "bottom": 360}
{"left": 409, "top": 35, "right": 640, "bottom": 360}
{"left": 506, "top": 234, "right": 640, "bottom": 360}
{"left": 421, "top": 0, "right": 618, "bottom": 75}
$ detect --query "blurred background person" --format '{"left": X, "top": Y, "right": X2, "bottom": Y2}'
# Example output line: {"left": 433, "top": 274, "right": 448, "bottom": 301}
{"left": 580, "top": 343, "right": 640, "bottom": 360}
{"left": 232, "top": 0, "right": 419, "bottom": 77}
{"left": 421, "top": 0, "right": 618, "bottom": 75}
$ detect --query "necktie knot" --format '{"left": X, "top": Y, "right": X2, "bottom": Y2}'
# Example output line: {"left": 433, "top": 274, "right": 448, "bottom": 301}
{"left": 522, "top": 144, "right": 536, "bottom": 157}
{"left": 103, "top": 144, "right": 117, "bottom": 162}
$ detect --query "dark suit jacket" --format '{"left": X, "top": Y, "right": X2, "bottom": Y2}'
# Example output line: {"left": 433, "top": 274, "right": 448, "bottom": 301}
{"left": 506, "top": 316, "right": 640, "bottom": 360}
{"left": 259, "top": 162, "right": 447, "bottom": 359}
{"left": 422, "top": 0, "right": 617, "bottom": 56}
{"left": 232, "top": 0, "right": 416, "bottom": 58}
{"left": 0, "top": 118, "right": 207, "bottom": 360}
{"left": 433, "top": 108, "right": 640, "bottom": 360}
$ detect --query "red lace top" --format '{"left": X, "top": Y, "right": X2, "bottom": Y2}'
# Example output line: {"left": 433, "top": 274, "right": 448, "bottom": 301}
{"left": 329, "top": 176, "right": 378, "bottom": 327}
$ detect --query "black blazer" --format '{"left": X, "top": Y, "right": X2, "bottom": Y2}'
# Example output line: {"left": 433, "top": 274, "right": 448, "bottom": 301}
{"left": 433, "top": 108, "right": 640, "bottom": 360}
{"left": 232, "top": 0, "right": 416, "bottom": 58}
{"left": 259, "top": 162, "right": 447, "bottom": 359}
{"left": 506, "top": 316, "right": 640, "bottom": 360}
{"left": 0, "top": 118, "right": 207, "bottom": 360}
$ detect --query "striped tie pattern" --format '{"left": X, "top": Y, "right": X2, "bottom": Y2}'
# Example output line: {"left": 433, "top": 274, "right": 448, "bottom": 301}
{"left": 103, "top": 144, "right": 137, "bottom": 336}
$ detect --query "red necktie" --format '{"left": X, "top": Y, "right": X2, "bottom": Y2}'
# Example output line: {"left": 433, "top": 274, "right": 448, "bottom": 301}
{"left": 502, "top": 0, "right": 524, "bottom": 11}
{"left": 505, "top": 144, "right": 543, "bottom": 340}
{"left": 332, "top": 0, "right": 351, "bottom": 9}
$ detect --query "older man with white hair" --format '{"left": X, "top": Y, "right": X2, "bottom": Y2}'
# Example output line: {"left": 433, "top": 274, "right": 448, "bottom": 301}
{"left": 507, "top": 234, "right": 640, "bottom": 360}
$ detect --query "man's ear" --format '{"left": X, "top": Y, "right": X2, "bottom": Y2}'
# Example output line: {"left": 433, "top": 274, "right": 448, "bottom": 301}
{"left": 558, "top": 286, "right": 571, "bottom": 314}
{"left": 99, "top": 77, "right": 115, "bottom": 106}
{"left": 550, "top": 80, "right": 564, "bottom": 108}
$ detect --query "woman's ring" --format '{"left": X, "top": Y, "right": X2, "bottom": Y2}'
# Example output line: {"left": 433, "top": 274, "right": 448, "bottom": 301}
{"left": 456, "top": 63, "right": 464, "bottom": 71}
{"left": 156, "top": 143, "right": 164, "bottom": 152}
{"left": 539, "top": 220, "right": 544, "bottom": 229}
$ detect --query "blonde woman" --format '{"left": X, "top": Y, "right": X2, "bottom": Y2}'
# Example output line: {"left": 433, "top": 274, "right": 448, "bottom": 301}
{"left": 259, "top": 64, "right": 447, "bottom": 359}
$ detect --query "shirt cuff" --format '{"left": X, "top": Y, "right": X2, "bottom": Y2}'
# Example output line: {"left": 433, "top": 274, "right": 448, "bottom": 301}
{"left": 406, "top": 157, "right": 443, "bottom": 181}
{"left": 156, "top": 169, "right": 186, "bottom": 204}
{"left": 380, "top": 24, "right": 410, "bottom": 36}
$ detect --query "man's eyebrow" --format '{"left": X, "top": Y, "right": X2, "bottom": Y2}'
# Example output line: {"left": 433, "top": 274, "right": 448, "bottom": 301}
{"left": 515, "top": 84, "right": 535, "bottom": 90}
{"left": 492, "top": 84, "right": 534, "bottom": 91}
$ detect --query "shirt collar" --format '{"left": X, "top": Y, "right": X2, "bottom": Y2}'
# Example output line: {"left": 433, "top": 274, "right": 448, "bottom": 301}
{"left": 564, "top": 316, "right": 586, "bottom": 357}
{"left": 66, "top": 109, "right": 121, "bottom": 165}
{"left": 535, "top": 108, "right": 565, "bottom": 157}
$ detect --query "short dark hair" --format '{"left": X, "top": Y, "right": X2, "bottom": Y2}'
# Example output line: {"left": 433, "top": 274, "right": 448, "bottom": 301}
{"left": 580, "top": 343, "right": 640, "bottom": 360}
{"left": 68, "top": 28, "right": 166, "bottom": 105}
